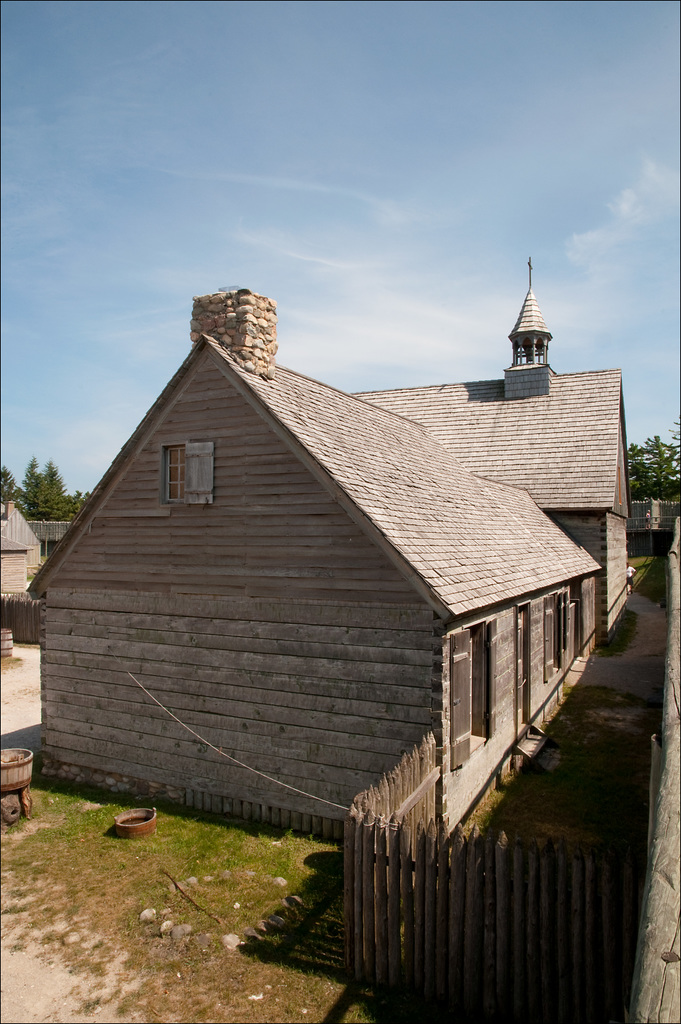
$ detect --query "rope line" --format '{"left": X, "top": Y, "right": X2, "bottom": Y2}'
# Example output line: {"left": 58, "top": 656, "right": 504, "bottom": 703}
{"left": 111, "top": 652, "right": 347, "bottom": 812}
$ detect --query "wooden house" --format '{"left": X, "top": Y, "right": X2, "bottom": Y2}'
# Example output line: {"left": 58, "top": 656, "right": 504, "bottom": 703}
{"left": 1, "top": 502, "right": 41, "bottom": 569}
{"left": 359, "top": 287, "right": 630, "bottom": 643}
{"left": 30, "top": 288, "right": 600, "bottom": 833}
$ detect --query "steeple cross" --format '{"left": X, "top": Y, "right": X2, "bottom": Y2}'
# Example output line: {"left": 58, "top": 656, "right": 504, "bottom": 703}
{"left": 528, "top": 256, "right": 532, "bottom": 290}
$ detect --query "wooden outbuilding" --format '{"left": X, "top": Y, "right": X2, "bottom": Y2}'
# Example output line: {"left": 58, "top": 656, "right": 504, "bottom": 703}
{"left": 1, "top": 502, "right": 40, "bottom": 569}
{"left": 30, "top": 288, "right": 600, "bottom": 831}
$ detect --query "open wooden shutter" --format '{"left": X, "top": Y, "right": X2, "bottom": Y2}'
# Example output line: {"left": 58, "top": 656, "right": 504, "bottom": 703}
{"left": 185, "top": 442, "right": 214, "bottom": 504}
{"left": 486, "top": 619, "right": 498, "bottom": 737}
{"left": 451, "top": 629, "right": 471, "bottom": 768}
{"left": 544, "top": 598, "right": 554, "bottom": 682}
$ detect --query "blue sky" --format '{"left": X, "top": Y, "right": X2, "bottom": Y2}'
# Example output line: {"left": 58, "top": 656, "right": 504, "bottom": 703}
{"left": 2, "top": 0, "right": 679, "bottom": 493}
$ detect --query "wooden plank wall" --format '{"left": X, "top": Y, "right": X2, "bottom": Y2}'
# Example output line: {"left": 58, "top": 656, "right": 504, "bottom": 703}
{"left": 1, "top": 553, "right": 28, "bottom": 594}
{"left": 47, "top": 355, "right": 420, "bottom": 605}
{"left": 43, "top": 588, "right": 434, "bottom": 819}
{"left": 1, "top": 594, "right": 40, "bottom": 642}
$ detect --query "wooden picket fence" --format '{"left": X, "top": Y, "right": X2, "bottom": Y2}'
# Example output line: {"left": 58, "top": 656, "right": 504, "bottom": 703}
{"left": 344, "top": 816, "right": 639, "bottom": 1023}
{"left": 0, "top": 594, "right": 41, "bottom": 643}
{"left": 347, "top": 732, "right": 439, "bottom": 842}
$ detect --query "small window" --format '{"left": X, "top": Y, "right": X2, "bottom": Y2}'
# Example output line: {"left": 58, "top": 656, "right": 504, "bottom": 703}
{"left": 449, "top": 618, "right": 498, "bottom": 768}
{"left": 164, "top": 445, "right": 185, "bottom": 502}
{"left": 162, "top": 442, "right": 214, "bottom": 505}
{"left": 544, "top": 590, "right": 569, "bottom": 681}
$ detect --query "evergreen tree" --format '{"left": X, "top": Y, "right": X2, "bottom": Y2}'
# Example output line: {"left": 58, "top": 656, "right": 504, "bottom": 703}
{"left": 1, "top": 465, "right": 18, "bottom": 504}
{"left": 18, "top": 456, "right": 44, "bottom": 518}
{"left": 628, "top": 424, "right": 681, "bottom": 501}
{"left": 39, "top": 459, "right": 73, "bottom": 520}
{"left": 13, "top": 457, "right": 88, "bottom": 520}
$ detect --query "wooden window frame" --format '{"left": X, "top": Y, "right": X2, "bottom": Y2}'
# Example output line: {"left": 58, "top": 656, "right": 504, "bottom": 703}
{"left": 161, "top": 441, "right": 214, "bottom": 505}
{"left": 544, "top": 588, "right": 570, "bottom": 682}
{"left": 449, "top": 618, "right": 498, "bottom": 769}
{"left": 163, "top": 444, "right": 186, "bottom": 503}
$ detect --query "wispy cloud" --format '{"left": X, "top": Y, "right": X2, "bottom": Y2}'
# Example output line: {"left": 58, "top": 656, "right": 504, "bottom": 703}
{"left": 566, "top": 159, "right": 679, "bottom": 274}
{"left": 157, "top": 166, "right": 418, "bottom": 227}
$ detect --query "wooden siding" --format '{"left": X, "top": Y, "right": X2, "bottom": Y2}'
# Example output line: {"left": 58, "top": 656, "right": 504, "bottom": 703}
{"left": 46, "top": 355, "right": 418, "bottom": 604}
{"left": 1, "top": 551, "right": 27, "bottom": 593}
{"left": 440, "top": 580, "right": 592, "bottom": 830}
{"left": 42, "top": 589, "right": 434, "bottom": 817}
{"left": 552, "top": 511, "right": 627, "bottom": 643}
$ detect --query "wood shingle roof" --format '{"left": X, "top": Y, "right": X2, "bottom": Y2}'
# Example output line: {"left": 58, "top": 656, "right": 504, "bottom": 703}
{"left": 212, "top": 342, "right": 600, "bottom": 617}
{"left": 356, "top": 369, "right": 625, "bottom": 511}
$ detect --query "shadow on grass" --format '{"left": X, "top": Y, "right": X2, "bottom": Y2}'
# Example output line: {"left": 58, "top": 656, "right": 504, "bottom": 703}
{"left": 465, "top": 683, "right": 661, "bottom": 867}
{"left": 238, "top": 861, "right": 458, "bottom": 1024}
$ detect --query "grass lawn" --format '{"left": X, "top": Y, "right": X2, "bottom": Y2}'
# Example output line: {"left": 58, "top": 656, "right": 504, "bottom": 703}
{"left": 630, "top": 555, "right": 667, "bottom": 604}
{"left": 1, "top": 762, "right": 453, "bottom": 1024}
{"left": 464, "top": 683, "right": 660, "bottom": 867}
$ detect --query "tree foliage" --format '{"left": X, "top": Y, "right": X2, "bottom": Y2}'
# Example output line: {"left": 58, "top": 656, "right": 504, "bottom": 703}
{"left": 1, "top": 465, "right": 18, "bottom": 504}
{"left": 4, "top": 457, "right": 90, "bottom": 521}
{"left": 628, "top": 422, "right": 680, "bottom": 501}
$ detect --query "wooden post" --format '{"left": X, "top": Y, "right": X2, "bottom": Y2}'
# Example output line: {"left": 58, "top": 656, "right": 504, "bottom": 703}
{"left": 424, "top": 819, "right": 437, "bottom": 1001}
{"left": 414, "top": 821, "right": 426, "bottom": 992}
{"left": 556, "top": 839, "right": 570, "bottom": 1024}
{"left": 362, "top": 810, "right": 376, "bottom": 983}
{"left": 483, "top": 830, "right": 497, "bottom": 1019}
{"left": 401, "top": 822, "right": 415, "bottom": 988}
{"left": 449, "top": 824, "right": 466, "bottom": 1009}
{"left": 601, "top": 847, "right": 621, "bottom": 1023}
{"left": 571, "top": 846, "right": 585, "bottom": 1024}
{"left": 375, "top": 817, "right": 389, "bottom": 987}
{"left": 436, "top": 820, "right": 449, "bottom": 1004}
{"left": 526, "top": 839, "right": 541, "bottom": 1024}
{"left": 463, "top": 826, "right": 484, "bottom": 1018}
{"left": 513, "top": 836, "right": 526, "bottom": 1024}
{"left": 388, "top": 815, "right": 401, "bottom": 988}
{"left": 354, "top": 810, "right": 364, "bottom": 981}
{"left": 496, "top": 831, "right": 511, "bottom": 1018}
{"left": 344, "top": 811, "right": 356, "bottom": 973}
{"left": 540, "top": 839, "right": 557, "bottom": 1024}
{"left": 584, "top": 849, "right": 598, "bottom": 1024}
{"left": 622, "top": 847, "right": 638, "bottom": 1014}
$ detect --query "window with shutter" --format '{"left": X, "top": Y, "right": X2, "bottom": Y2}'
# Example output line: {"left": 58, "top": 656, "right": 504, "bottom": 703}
{"left": 162, "top": 442, "right": 214, "bottom": 505}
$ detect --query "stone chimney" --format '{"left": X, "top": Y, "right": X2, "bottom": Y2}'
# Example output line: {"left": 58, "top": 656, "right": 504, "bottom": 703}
{"left": 190, "top": 289, "right": 278, "bottom": 379}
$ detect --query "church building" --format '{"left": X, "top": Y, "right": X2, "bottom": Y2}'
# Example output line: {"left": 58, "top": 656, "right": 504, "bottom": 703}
{"left": 359, "top": 274, "right": 630, "bottom": 643}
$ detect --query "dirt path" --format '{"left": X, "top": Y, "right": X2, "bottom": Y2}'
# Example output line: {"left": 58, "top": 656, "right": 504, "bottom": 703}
{"left": 1, "top": 647, "right": 144, "bottom": 1024}
{"left": 565, "top": 592, "right": 667, "bottom": 700}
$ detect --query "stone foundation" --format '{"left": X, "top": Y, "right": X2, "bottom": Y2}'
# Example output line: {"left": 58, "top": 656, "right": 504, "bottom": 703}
{"left": 39, "top": 757, "right": 345, "bottom": 839}
{"left": 40, "top": 757, "right": 185, "bottom": 803}
{"left": 190, "top": 289, "right": 278, "bottom": 378}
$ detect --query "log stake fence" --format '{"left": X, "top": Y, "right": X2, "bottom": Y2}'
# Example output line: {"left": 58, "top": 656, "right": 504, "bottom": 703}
{"left": 344, "top": 734, "right": 640, "bottom": 1023}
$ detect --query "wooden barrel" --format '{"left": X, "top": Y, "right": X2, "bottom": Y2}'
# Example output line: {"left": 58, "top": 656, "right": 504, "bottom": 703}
{"left": 1, "top": 749, "right": 33, "bottom": 792}
{"left": 0, "top": 628, "right": 13, "bottom": 658}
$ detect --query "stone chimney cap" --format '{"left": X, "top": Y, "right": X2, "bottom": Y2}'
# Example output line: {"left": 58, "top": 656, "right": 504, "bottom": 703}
{"left": 190, "top": 289, "right": 278, "bottom": 379}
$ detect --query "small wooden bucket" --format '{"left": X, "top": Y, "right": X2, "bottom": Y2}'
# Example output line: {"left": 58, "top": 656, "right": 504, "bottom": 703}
{"left": 1, "top": 749, "right": 33, "bottom": 792}
{"left": 114, "top": 807, "right": 157, "bottom": 838}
